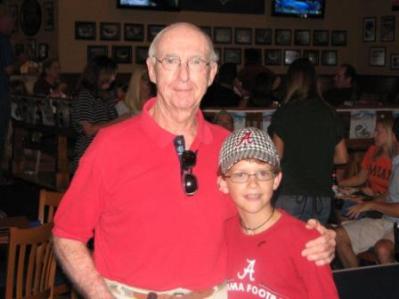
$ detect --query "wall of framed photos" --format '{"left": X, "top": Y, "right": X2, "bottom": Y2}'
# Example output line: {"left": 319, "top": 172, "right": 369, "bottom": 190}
{"left": 6, "top": 0, "right": 399, "bottom": 75}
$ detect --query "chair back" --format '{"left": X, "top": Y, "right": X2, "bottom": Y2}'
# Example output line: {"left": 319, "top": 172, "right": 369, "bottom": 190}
{"left": 38, "top": 190, "right": 64, "bottom": 224}
{"left": 5, "top": 223, "right": 56, "bottom": 299}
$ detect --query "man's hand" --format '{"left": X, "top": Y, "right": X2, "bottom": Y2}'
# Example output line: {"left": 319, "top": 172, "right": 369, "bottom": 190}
{"left": 301, "top": 219, "right": 336, "bottom": 266}
{"left": 346, "top": 202, "right": 373, "bottom": 219}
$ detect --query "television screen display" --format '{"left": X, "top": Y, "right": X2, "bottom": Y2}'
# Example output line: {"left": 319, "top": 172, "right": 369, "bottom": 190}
{"left": 272, "top": 0, "right": 325, "bottom": 18}
{"left": 117, "top": 0, "right": 180, "bottom": 10}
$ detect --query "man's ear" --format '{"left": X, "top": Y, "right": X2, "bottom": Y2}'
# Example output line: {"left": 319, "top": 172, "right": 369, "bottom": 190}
{"left": 146, "top": 57, "right": 157, "bottom": 84}
{"left": 272, "top": 172, "right": 283, "bottom": 191}
{"left": 217, "top": 176, "right": 229, "bottom": 194}
{"left": 207, "top": 62, "right": 218, "bottom": 87}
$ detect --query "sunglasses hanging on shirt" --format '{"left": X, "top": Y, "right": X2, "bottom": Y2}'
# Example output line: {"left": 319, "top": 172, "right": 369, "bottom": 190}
{"left": 173, "top": 135, "right": 198, "bottom": 196}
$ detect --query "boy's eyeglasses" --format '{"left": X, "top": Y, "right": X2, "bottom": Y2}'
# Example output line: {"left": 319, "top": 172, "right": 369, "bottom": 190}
{"left": 224, "top": 170, "right": 276, "bottom": 183}
{"left": 174, "top": 136, "right": 198, "bottom": 196}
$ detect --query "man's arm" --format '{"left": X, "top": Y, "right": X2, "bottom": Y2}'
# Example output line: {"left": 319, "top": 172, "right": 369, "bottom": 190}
{"left": 302, "top": 219, "right": 336, "bottom": 266}
{"left": 346, "top": 201, "right": 399, "bottom": 219}
{"left": 333, "top": 139, "right": 349, "bottom": 165}
{"left": 53, "top": 237, "right": 114, "bottom": 299}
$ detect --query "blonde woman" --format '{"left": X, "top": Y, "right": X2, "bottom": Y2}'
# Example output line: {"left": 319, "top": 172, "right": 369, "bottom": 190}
{"left": 125, "top": 66, "right": 154, "bottom": 115}
{"left": 270, "top": 58, "right": 348, "bottom": 224}
{"left": 339, "top": 117, "right": 395, "bottom": 197}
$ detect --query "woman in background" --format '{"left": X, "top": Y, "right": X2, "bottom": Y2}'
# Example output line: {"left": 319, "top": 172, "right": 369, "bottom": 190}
{"left": 124, "top": 66, "right": 154, "bottom": 115}
{"left": 270, "top": 58, "right": 348, "bottom": 224}
{"left": 71, "top": 55, "right": 128, "bottom": 172}
{"left": 33, "top": 59, "right": 65, "bottom": 96}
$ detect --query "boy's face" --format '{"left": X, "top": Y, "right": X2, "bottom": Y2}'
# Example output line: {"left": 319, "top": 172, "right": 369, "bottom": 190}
{"left": 218, "top": 159, "right": 282, "bottom": 216}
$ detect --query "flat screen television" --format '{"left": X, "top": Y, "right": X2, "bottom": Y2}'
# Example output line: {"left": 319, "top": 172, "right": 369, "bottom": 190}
{"left": 272, "top": 0, "right": 325, "bottom": 18}
{"left": 117, "top": 0, "right": 180, "bottom": 11}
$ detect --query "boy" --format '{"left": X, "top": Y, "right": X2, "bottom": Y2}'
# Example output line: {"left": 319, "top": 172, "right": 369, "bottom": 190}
{"left": 218, "top": 127, "right": 338, "bottom": 299}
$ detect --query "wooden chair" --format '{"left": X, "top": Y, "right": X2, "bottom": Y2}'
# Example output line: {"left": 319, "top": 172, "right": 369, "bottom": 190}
{"left": 5, "top": 223, "right": 56, "bottom": 299}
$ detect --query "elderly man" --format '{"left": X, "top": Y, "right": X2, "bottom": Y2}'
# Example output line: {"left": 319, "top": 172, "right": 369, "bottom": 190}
{"left": 53, "top": 23, "right": 335, "bottom": 299}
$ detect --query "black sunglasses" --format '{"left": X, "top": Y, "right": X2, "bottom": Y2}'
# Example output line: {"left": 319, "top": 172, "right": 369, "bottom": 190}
{"left": 174, "top": 136, "right": 198, "bottom": 196}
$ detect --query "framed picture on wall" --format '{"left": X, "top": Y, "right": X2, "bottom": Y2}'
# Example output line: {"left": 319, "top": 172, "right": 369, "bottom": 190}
{"left": 223, "top": 48, "right": 241, "bottom": 64}
{"left": 75, "top": 21, "right": 96, "bottom": 40}
{"left": 235, "top": 28, "right": 252, "bottom": 45}
{"left": 294, "top": 30, "right": 311, "bottom": 46}
{"left": 369, "top": 47, "right": 386, "bottom": 66}
{"left": 38, "top": 43, "right": 49, "bottom": 61}
{"left": 87, "top": 45, "right": 108, "bottom": 62}
{"left": 363, "top": 17, "right": 376, "bottom": 42}
{"left": 284, "top": 49, "right": 301, "bottom": 65}
{"left": 313, "top": 30, "right": 329, "bottom": 46}
{"left": 264, "top": 49, "right": 282, "bottom": 65}
{"left": 124, "top": 23, "right": 144, "bottom": 41}
{"left": 303, "top": 50, "right": 319, "bottom": 65}
{"left": 147, "top": 24, "right": 166, "bottom": 42}
{"left": 255, "top": 28, "right": 272, "bottom": 45}
{"left": 380, "top": 16, "right": 395, "bottom": 41}
{"left": 100, "top": 22, "right": 121, "bottom": 41}
{"left": 391, "top": 53, "right": 399, "bottom": 69}
{"left": 275, "top": 29, "right": 292, "bottom": 45}
{"left": 213, "top": 27, "right": 232, "bottom": 44}
{"left": 331, "top": 30, "right": 347, "bottom": 46}
{"left": 321, "top": 50, "right": 338, "bottom": 66}
{"left": 135, "top": 46, "right": 149, "bottom": 64}
{"left": 112, "top": 46, "right": 132, "bottom": 64}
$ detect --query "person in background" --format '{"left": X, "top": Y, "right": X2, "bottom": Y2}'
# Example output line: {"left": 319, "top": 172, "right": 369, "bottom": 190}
{"left": 218, "top": 127, "right": 338, "bottom": 299}
{"left": 33, "top": 59, "right": 64, "bottom": 96}
{"left": 112, "top": 81, "right": 130, "bottom": 117}
{"left": 201, "top": 63, "right": 241, "bottom": 108}
{"left": 324, "top": 64, "right": 359, "bottom": 107}
{"left": 336, "top": 117, "right": 399, "bottom": 268}
{"left": 0, "top": 6, "right": 14, "bottom": 185}
{"left": 124, "top": 65, "right": 154, "bottom": 115}
{"left": 270, "top": 58, "right": 348, "bottom": 224}
{"left": 213, "top": 110, "right": 234, "bottom": 132}
{"left": 244, "top": 71, "right": 277, "bottom": 108}
{"left": 339, "top": 117, "right": 395, "bottom": 197}
{"left": 53, "top": 23, "right": 336, "bottom": 299}
{"left": 71, "top": 55, "right": 128, "bottom": 172}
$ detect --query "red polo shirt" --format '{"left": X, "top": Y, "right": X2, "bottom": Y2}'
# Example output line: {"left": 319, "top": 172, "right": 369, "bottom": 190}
{"left": 53, "top": 98, "right": 234, "bottom": 290}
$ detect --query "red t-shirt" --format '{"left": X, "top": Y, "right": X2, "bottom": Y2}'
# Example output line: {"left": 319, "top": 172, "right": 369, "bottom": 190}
{"left": 361, "top": 145, "right": 392, "bottom": 194}
{"left": 53, "top": 98, "right": 235, "bottom": 290}
{"left": 225, "top": 211, "right": 338, "bottom": 299}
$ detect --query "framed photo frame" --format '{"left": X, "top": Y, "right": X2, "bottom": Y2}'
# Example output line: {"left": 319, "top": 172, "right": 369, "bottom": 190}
{"left": 313, "top": 30, "right": 329, "bottom": 46}
{"left": 284, "top": 49, "right": 301, "bottom": 65}
{"left": 275, "top": 29, "right": 292, "bottom": 46}
{"left": 135, "top": 46, "right": 148, "bottom": 64}
{"left": 363, "top": 17, "right": 376, "bottom": 42}
{"left": 391, "top": 53, "right": 399, "bottom": 69}
{"left": 112, "top": 46, "right": 132, "bottom": 64}
{"left": 255, "top": 28, "right": 272, "bottom": 45}
{"left": 75, "top": 21, "right": 96, "bottom": 40}
{"left": 264, "top": 49, "right": 282, "bottom": 65}
{"left": 213, "top": 27, "right": 232, "bottom": 44}
{"left": 369, "top": 47, "right": 386, "bottom": 66}
{"left": 200, "top": 26, "right": 212, "bottom": 38}
{"left": 331, "top": 30, "right": 347, "bottom": 46}
{"left": 235, "top": 28, "right": 252, "bottom": 45}
{"left": 147, "top": 24, "right": 166, "bottom": 42}
{"left": 43, "top": 1, "right": 55, "bottom": 31}
{"left": 381, "top": 16, "right": 395, "bottom": 42}
{"left": 124, "top": 23, "right": 144, "bottom": 41}
{"left": 303, "top": 50, "right": 319, "bottom": 65}
{"left": 38, "top": 43, "right": 49, "bottom": 61}
{"left": 321, "top": 50, "right": 338, "bottom": 66}
{"left": 223, "top": 48, "right": 242, "bottom": 64}
{"left": 100, "top": 22, "right": 121, "bottom": 41}
{"left": 294, "top": 30, "right": 311, "bottom": 46}
{"left": 87, "top": 45, "right": 108, "bottom": 62}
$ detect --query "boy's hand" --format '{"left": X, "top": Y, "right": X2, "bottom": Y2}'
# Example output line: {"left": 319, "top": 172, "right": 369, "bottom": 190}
{"left": 301, "top": 219, "right": 336, "bottom": 266}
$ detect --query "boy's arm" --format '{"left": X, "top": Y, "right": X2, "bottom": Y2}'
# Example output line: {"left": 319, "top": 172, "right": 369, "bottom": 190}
{"left": 302, "top": 219, "right": 336, "bottom": 266}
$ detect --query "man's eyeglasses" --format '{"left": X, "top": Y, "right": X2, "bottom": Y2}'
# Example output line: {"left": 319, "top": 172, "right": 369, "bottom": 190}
{"left": 224, "top": 170, "right": 276, "bottom": 184}
{"left": 153, "top": 56, "right": 211, "bottom": 72}
{"left": 174, "top": 136, "right": 198, "bottom": 196}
